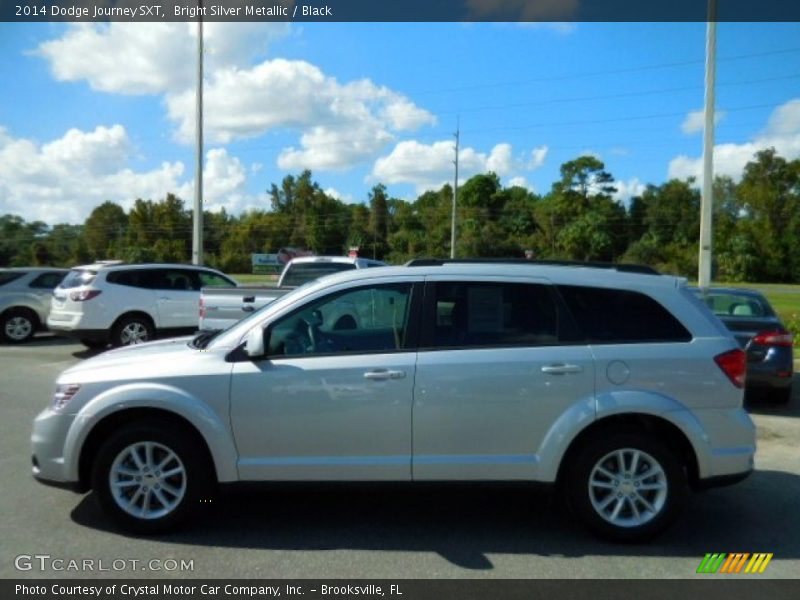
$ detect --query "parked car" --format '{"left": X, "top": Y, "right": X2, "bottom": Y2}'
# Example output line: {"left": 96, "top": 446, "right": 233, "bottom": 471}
{"left": 199, "top": 255, "right": 386, "bottom": 330}
{"left": 692, "top": 286, "right": 794, "bottom": 403}
{"left": 47, "top": 262, "right": 237, "bottom": 348}
{"left": 32, "top": 260, "right": 755, "bottom": 541}
{"left": 0, "top": 268, "right": 67, "bottom": 343}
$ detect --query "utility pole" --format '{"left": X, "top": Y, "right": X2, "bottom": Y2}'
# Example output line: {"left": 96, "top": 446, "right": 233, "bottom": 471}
{"left": 698, "top": 0, "right": 717, "bottom": 288}
{"left": 192, "top": 12, "right": 204, "bottom": 265}
{"left": 451, "top": 120, "right": 459, "bottom": 259}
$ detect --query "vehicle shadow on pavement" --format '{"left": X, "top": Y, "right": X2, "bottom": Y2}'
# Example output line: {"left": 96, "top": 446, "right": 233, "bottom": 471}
{"left": 70, "top": 469, "right": 800, "bottom": 570}
{"left": 747, "top": 373, "right": 799, "bottom": 419}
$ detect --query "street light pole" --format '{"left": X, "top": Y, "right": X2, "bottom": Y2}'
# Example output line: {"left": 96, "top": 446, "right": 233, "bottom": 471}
{"left": 698, "top": 0, "right": 717, "bottom": 288}
{"left": 192, "top": 13, "right": 204, "bottom": 265}
{"left": 451, "top": 120, "right": 459, "bottom": 259}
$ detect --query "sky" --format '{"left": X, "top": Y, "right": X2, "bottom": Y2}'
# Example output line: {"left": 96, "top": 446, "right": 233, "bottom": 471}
{"left": 1, "top": 21, "right": 799, "bottom": 225}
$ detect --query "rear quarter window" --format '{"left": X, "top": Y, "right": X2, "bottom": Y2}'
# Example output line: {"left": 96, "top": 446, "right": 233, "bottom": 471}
{"left": 557, "top": 285, "right": 692, "bottom": 344}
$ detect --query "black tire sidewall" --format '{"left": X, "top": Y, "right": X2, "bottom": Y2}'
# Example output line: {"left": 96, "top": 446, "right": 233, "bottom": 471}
{"left": 565, "top": 432, "right": 688, "bottom": 542}
{"left": 112, "top": 315, "right": 154, "bottom": 347}
{"left": 91, "top": 423, "right": 210, "bottom": 534}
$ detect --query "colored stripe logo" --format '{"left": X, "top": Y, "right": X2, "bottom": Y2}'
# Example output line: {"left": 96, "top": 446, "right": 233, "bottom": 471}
{"left": 697, "top": 553, "right": 773, "bottom": 574}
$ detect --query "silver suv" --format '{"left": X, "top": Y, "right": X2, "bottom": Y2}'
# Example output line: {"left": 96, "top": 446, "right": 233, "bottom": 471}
{"left": 31, "top": 261, "right": 755, "bottom": 541}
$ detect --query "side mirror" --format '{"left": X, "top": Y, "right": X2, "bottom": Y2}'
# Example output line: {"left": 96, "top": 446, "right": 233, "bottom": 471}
{"left": 244, "top": 327, "right": 265, "bottom": 358}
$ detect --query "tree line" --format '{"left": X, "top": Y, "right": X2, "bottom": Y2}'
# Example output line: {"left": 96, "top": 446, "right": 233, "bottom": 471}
{"left": 2, "top": 149, "right": 799, "bottom": 282}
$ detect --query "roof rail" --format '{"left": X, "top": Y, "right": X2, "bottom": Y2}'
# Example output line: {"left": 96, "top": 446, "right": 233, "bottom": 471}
{"left": 404, "top": 258, "right": 660, "bottom": 275}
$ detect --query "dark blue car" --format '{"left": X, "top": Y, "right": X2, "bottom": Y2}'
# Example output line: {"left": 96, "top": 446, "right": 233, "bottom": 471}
{"left": 692, "top": 287, "right": 794, "bottom": 404}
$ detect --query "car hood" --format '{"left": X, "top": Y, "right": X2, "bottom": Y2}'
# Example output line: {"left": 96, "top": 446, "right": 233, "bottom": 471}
{"left": 59, "top": 337, "right": 198, "bottom": 381}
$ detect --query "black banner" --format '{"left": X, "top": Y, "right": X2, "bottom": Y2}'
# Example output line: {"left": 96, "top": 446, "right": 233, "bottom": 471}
{"left": 3, "top": 0, "right": 800, "bottom": 23}
{"left": 4, "top": 580, "right": 800, "bottom": 600}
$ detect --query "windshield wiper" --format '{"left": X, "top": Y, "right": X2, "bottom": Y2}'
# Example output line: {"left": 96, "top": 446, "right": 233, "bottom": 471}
{"left": 190, "top": 329, "right": 221, "bottom": 350}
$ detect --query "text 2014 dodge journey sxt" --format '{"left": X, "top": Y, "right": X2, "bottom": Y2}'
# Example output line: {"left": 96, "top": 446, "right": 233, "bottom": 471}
{"left": 31, "top": 261, "right": 755, "bottom": 541}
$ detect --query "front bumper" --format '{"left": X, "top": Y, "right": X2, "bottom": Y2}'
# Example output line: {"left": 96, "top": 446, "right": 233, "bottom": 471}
{"left": 31, "top": 407, "right": 81, "bottom": 490}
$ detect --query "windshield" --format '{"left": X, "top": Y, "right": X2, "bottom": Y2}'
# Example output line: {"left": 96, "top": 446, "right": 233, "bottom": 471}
{"left": 281, "top": 262, "right": 356, "bottom": 287}
{"left": 60, "top": 269, "right": 97, "bottom": 288}
{"left": 692, "top": 290, "right": 773, "bottom": 318}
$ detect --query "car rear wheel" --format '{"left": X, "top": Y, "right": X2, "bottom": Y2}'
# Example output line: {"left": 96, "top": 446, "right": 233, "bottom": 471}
{"left": 564, "top": 432, "right": 687, "bottom": 542}
{"left": 112, "top": 315, "right": 154, "bottom": 347}
{"left": 1, "top": 308, "right": 37, "bottom": 343}
{"left": 91, "top": 422, "right": 212, "bottom": 533}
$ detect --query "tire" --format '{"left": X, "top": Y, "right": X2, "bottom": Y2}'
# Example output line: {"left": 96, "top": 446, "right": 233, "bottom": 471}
{"left": 1, "top": 308, "right": 38, "bottom": 344}
{"left": 111, "top": 314, "right": 154, "bottom": 347}
{"left": 91, "top": 421, "right": 213, "bottom": 534}
{"left": 564, "top": 432, "right": 688, "bottom": 542}
{"left": 81, "top": 339, "right": 108, "bottom": 350}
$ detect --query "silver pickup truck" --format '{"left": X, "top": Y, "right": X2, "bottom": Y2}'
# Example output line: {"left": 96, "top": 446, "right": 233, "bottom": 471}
{"left": 199, "top": 256, "right": 386, "bottom": 330}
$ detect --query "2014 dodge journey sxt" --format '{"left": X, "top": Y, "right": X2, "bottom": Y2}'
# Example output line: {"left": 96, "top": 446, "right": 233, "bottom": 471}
{"left": 31, "top": 260, "right": 756, "bottom": 541}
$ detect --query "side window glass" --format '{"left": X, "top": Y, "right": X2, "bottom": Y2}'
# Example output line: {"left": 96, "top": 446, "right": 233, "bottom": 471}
{"left": 199, "top": 271, "right": 233, "bottom": 287}
{"left": 155, "top": 270, "right": 196, "bottom": 291}
{"left": 432, "top": 282, "right": 558, "bottom": 348}
{"left": 29, "top": 272, "right": 65, "bottom": 289}
{"left": 557, "top": 285, "right": 692, "bottom": 343}
{"left": 268, "top": 283, "right": 413, "bottom": 357}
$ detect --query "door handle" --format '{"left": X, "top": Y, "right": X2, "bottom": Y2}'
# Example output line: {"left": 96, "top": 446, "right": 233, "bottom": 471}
{"left": 364, "top": 369, "right": 406, "bottom": 381}
{"left": 158, "top": 296, "right": 172, "bottom": 301}
{"left": 541, "top": 363, "right": 583, "bottom": 375}
{"left": 242, "top": 305, "right": 255, "bottom": 312}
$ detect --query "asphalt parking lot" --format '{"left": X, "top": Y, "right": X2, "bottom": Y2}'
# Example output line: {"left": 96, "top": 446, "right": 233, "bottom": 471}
{"left": 1, "top": 336, "right": 799, "bottom": 580}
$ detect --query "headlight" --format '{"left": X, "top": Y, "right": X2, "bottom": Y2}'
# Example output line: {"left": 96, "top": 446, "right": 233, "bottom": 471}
{"left": 52, "top": 384, "right": 81, "bottom": 411}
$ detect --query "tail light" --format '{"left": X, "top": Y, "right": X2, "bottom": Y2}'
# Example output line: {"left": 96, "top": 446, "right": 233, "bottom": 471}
{"left": 714, "top": 348, "right": 746, "bottom": 388}
{"left": 752, "top": 329, "right": 793, "bottom": 347}
{"left": 199, "top": 297, "right": 206, "bottom": 319}
{"left": 69, "top": 289, "right": 101, "bottom": 302}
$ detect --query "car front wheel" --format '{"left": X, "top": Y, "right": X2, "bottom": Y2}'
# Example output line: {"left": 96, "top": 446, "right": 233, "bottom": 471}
{"left": 91, "top": 422, "right": 212, "bottom": 533}
{"left": 565, "top": 432, "right": 687, "bottom": 542}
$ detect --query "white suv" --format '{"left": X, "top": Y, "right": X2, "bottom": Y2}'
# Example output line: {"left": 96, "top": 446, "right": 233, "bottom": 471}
{"left": 47, "top": 262, "right": 237, "bottom": 348}
{"left": 33, "top": 260, "right": 755, "bottom": 540}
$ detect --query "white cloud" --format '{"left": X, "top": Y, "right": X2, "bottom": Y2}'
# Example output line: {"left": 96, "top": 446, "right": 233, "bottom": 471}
{"left": 681, "top": 109, "right": 725, "bottom": 135}
{"left": 612, "top": 177, "right": 646, "bottom": 202}
{"left": 507, "top": 176, "right": 534, "bottom": 191}
{"left": 167, "top": 59, "right": 435, "bottom": 170}
{"left": 36, "top": 22, "right": 290, "bottom": 95}
{"left": 371, "top": 140, "right": 536, "bottom": 193}
{"left": 324, "top": 187, "right": 356, "bottom": 204}
{"left": 528, "top": 145, "right": 548, "bottom": 169}
{"left": 669, "top": 99, "right": 800, "bottom": 182}
{"left": 36, "top": 24, "right": 435, "bottom": 172}
{"left": 0, "top": 126, "right": 258, "bottom": 223}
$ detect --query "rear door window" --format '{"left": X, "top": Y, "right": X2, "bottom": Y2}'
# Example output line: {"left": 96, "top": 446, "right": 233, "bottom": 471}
{"left": 106, "top": 269, "right": 157, "bottom": 289}
{"left": 29, "top": 272, "right": 66, "bottom": 289}
{"left": 425, "top": 281, "right": 562, "bottom": 349}
{"left": 557, "top": 285, "right": 692, "bottom": 343}
{"left": 0, "top": 272, "right": 26, "bottom": 286}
